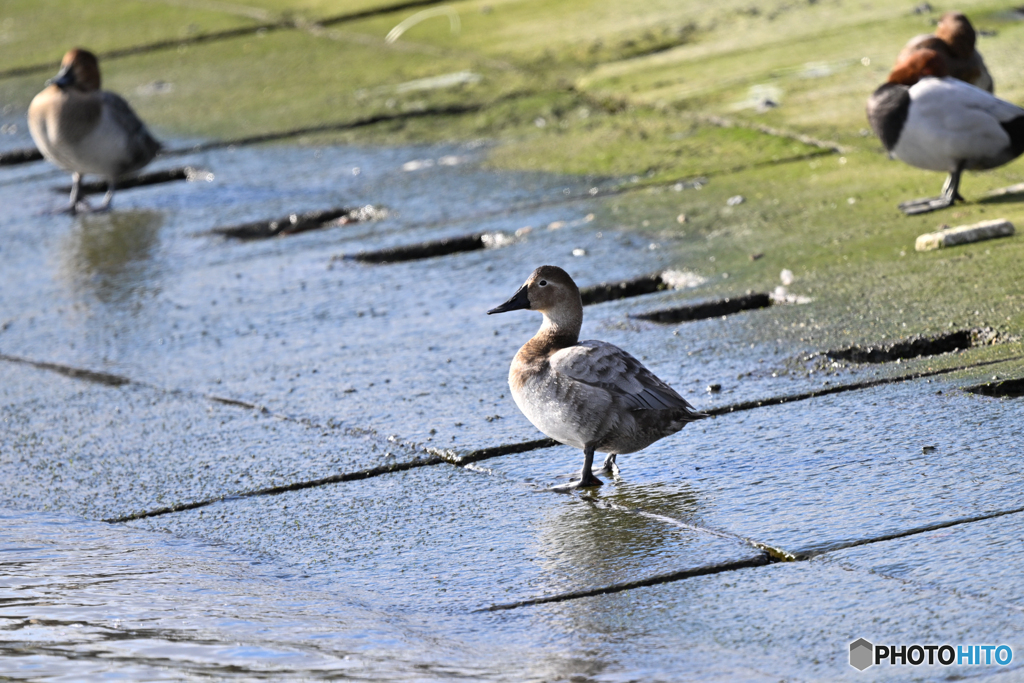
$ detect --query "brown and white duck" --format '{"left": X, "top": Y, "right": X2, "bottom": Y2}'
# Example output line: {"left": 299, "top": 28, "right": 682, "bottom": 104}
{"left": 488, "top": 265, "right": 706, "bottom": 489}
{"left": 28, "top": 48, "right": 161, "bottom": 213}
{"left": 867, "top": 48, "right": 1024, "bottom": 215}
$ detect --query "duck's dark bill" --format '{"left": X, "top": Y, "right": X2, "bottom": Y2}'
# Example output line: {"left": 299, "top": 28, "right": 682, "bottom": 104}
{"left": 487, "top": 284, "right": 530, "bottom": 314}
{"left": 46, "top": 64, "right": 75, "bottom": 89}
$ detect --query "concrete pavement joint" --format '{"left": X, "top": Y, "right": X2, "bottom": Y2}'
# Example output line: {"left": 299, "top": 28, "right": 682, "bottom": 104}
{"left": 479, "top": 504, "right": 1024, "bottom": 612}
{"left": 704, "top": 355, "right": 1024, "bottom": 416}
{"left": 589, "top": 495, "right": 798, "bottom": 561}
{"left": 481, "top": 554, "right": 773, "bottom": 612}
{"left": 0, "top": 353, "right": 131, "bottom": 387}
{"left": 0, "top": 23, "right": 291, "bottom": 81}
{"left": 102, "top": 454, "right": 447, "bottom": 524}
{"left": 54, "top": 166, "right": 205, "bottom": 196}
{"left": 792, "top": 505, "right": 1024, "bottom": 561}
{"left": 160, "top": 104, "right": 488, "bottom": 157}
{"left": 426, "top": 438, "right": 558, "bottom": 466}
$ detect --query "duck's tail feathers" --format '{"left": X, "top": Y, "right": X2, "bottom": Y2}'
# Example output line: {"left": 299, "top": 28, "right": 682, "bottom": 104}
{"left": 679, "top": 404, "right": 710, "bottom": 422}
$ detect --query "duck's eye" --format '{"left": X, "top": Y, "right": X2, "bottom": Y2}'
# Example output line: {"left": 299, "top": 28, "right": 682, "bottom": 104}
{"left": 538, "top": 280, "right": 548, "bottom": 287}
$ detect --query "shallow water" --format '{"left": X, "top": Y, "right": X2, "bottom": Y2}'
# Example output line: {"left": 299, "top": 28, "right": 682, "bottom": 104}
{"left": 0, "top": 509, "right": 483, "bottom": 681}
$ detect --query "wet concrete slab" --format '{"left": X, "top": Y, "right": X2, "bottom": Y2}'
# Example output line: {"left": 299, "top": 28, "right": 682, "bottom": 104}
{"left": 126, "top": 494, "right": 1024, "bottom": 680}
{"left": 127, "top": 462, "right": 764, "bottom": 616}
{"left": 0, "top": 361, "right": 422, "bottom": 520}
{"left": 481, "top": 367, "right": 1024, "bottom": 558}
{"left": 514, "top": 558, "right": 1024, "bottom": 681}
{"left": 25, "top": 507, "right": 1024, "bottom": 681}
{"left": 831, "top": 509, "right": 1024, "bottom": 612}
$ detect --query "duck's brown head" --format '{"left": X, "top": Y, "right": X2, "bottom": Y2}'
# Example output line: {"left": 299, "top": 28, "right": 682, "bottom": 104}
{"left": 887, "top": 48, "right": 948, "bottom": 86}
{"left": 935, "top": 11, "right": 977, "bottom": 60}
{"left": 47, "top": 48, "right": 101, "bottom": 92}
{"left": 487, "top": 265, "right": 581, "bottom": 316}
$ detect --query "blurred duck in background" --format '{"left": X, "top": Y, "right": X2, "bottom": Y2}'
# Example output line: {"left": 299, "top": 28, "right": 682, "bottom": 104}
{"left": 28, "top": 48, "right": 161, "bottom": 214}
{"left": 867, "top": 48, "right": 1024, "bottom": 215}
{"left": 896, "top": 11, "right": 993, "bottom": 93}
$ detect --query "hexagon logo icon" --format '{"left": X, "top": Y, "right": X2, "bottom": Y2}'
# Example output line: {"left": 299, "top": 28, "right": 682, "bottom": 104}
{"left": 850, "top": 638, "right": 874, "bottom": 671}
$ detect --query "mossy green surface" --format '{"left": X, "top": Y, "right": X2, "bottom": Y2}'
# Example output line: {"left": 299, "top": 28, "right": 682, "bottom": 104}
{"left": 0, "top": 0, "right": 258, "bottom": 71}
{"left": 1, "top": 0, "right": 1022, "bottom": 349}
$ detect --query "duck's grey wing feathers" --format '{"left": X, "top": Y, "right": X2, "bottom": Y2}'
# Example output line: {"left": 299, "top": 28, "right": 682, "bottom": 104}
{"left": 100, "top": 91, "right": 162, "bottom": 172}
{"left": 551, "top": 341, "right": 703, "bottom": 414}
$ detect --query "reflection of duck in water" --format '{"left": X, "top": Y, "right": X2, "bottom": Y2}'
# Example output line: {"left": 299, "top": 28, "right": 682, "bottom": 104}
{"left": 489, "top": 266, "right": 706, "bottom": 489}
{"left": 896, "top": 11, "right": 992, "bottom": 93}
{"left": 867, "top": 48, "right": 1024, "bottom": 214}
{"left": 28, "top": 48, "right": 161, "bottom": 213}
{"left": 62, "top": 211, "right": 162, "bottom": 303}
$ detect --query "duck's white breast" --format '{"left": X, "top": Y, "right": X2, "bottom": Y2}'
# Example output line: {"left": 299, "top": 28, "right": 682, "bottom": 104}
{"left": 509, "top": 364, "right": 612, "bottom": 450}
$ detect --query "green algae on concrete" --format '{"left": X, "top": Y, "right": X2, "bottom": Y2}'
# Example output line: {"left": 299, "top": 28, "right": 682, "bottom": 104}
{"left": 0, "top": 0, "right": 1022, "bottom": 345}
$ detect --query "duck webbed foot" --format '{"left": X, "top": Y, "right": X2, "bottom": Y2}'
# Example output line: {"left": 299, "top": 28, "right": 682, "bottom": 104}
{"left": 58, "top": 200, "right": 93, "bottom": 215}
{"left": 549, "top": 444, "right": 605, "bottom": 492}
{"left": 598, "top": 453, "right": 620, "bottom": 477}
{"left": 899, "top": 166, "right": 964, "bottom": 216}
{"left": 549, "top": 472, "right": 604, "bottom": 492}
{"left": 898, "top": 195, "right": 956, "bottom": 215}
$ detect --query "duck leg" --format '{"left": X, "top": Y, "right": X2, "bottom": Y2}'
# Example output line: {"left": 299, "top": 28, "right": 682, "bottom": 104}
{"left": 576, "top": 445, "right": 604, "bottom": 488}
{"left": 940, "top": 168, "right": 966, "bottom": 202}
{"left": 97, "top": 178, "right": 116, "bottom": 212}
{"left": 898, "top": 162, "right": 965, "bottom": 215}
{"left": 599, "top": 453, "right": 620, "bottom": 477}
{"left": 66, "top": 172, "right": 84, "bottom": 214}
{"left": 550, "top": 444, "right": 604, "bottom": 492}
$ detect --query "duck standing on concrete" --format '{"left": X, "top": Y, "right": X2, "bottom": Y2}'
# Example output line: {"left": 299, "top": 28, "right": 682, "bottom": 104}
{"left": 896, "top": 11, "right": 992, "bottom": 93}
{"left": 28, "top": 48, "right": 161, "bottom": 213}
{"left": 488, "top": 265, "right": 706, "bottom": 489}
{"left": 867, "top": 48, "right": 1024, "bottom": 215}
